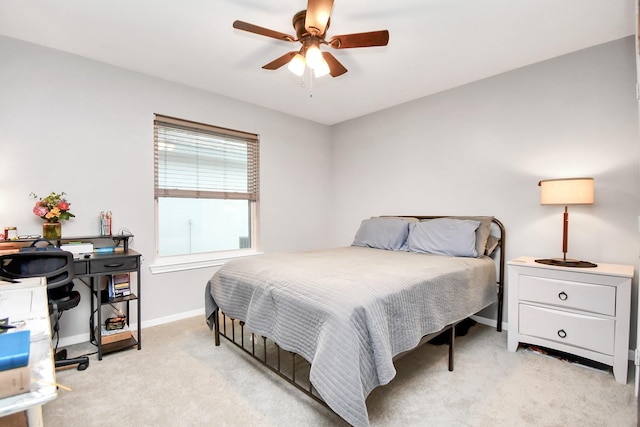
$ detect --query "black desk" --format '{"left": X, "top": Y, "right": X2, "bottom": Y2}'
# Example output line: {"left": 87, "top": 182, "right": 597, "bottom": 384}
{"left": 0, "top": 235, "right": 142, "bottom": 360}
{"left": 74, "top": 250, "right": 141, "bottom": 360}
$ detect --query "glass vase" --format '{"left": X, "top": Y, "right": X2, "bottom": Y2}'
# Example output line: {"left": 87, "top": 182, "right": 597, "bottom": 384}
{"left": 43, "top": 222, "right": 61, "bottom": 239}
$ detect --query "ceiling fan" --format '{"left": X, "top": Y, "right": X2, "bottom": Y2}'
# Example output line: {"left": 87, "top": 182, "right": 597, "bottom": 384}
{"left": 233, "top": 0, "right": 389, "bottom": 78}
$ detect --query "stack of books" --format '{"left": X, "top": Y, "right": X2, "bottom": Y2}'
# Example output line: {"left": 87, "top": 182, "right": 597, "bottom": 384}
{"left": 0, "top": 330, "right": 31, "bottom": 398}
{"left": 108, "top": 273, "right": 131, "bottom": 299}
{"left": 97, "top": 324, "right": 132, "bottom": 344}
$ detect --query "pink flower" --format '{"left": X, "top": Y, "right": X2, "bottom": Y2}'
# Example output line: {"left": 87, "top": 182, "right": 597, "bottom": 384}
{"left": 33, "top": 203, "right": 48, "bottom": 218}
{"left": 58, "top": 201, "right": 69, "bottom": 211}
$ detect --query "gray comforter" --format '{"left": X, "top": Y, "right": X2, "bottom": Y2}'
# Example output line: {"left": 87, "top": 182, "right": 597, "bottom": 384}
{"left": 205, "top": 246, "right": 496, "bottom": 426}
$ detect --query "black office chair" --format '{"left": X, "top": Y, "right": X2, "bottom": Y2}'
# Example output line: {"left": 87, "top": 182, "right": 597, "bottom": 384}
{"left": 0, "top": 251, "right": 90, "bottom": 371}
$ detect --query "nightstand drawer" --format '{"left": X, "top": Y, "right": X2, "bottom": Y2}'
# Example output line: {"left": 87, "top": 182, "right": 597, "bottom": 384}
{"left": 519, "top": 275, "right": 615, "bottom": 316}
{"left": 519, "top": 304, "right": 614, "bottom": 355}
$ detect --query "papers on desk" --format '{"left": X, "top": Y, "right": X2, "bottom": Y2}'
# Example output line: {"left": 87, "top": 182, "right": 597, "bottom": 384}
{"left": 0, "top": 288, "right": 33, "bottom": 317}
{"left": 0, "top": 277, "right": 44, "bottom": 291}
{"left": 0, "top": 278, "right": 49, "bottom": 342}
{"left": 60, "top": 242, "right": 93, "bottom": 256}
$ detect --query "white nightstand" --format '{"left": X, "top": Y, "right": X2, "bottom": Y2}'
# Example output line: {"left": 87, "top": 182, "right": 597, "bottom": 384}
{"left": 507, "top": 256, "right": 633, "bottom": 384}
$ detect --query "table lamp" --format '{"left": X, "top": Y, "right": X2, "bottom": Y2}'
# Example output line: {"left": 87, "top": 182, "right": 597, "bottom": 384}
{"left": 535, "top": 177, "right": 597, "bottom": 268}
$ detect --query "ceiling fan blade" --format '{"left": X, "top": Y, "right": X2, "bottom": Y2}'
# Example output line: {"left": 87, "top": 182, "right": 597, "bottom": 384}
{"left": 329, "top": 30, "right": 389, "bottom": 49}
{"left": 233, "top": 20, "right": 295, "bottom": 42}
{"left": 305, "top": 0, "right": 334, "bottom": 36}
{"left": 322, "top": 52, "right": 347, "bottom": 77}
{"left": 262, "top": 52, "right": 297, "bottom": 70}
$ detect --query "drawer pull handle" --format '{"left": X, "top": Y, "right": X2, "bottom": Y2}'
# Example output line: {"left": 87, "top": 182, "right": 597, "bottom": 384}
{"left": 557, "top": 329, "right": 567, "bottom": 339}
{"left": 558, "top": 291, "right": 568, "bottom": 301}
{"left": 104, "top": 263, "right": 125, "bottom": 268}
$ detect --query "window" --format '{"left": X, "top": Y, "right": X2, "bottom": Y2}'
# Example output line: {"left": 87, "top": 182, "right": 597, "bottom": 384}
{"left": 154, "top": 115, "right": 259, "bottom": 257}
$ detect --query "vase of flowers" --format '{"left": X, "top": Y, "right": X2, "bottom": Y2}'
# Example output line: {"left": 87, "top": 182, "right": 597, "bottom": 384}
{"left": 31, "top": 191, "right": 75, "bottom": 239}
{"left": 42, "top": 222, "right": 62, "bottom": 240}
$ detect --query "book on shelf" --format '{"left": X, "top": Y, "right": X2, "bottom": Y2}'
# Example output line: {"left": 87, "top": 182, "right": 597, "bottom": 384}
{"left": 0, "top": 364, "right": 31, "bottom": 399}
{"left": 108, "top": 273, "right": 131, "bottom": 298}
{"left": 0, "top": 330, "right": 30, "bottom": 371}
{"left": 96, "top": 325, "right": 132, "bottom": 345}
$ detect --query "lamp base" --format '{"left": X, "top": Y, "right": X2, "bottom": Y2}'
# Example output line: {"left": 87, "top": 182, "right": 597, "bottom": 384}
{"left": 535, "top": 258, "right": 597, "bottom": 268}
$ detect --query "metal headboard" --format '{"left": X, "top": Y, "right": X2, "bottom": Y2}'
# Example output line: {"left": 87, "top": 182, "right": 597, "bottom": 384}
{"left": 393, "top": 215, "right": 506, "bottom": 332}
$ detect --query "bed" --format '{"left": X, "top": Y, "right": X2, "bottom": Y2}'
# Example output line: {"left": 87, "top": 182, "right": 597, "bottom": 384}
{"left": 205, "top": 215, "right": 505, "bottom": 427}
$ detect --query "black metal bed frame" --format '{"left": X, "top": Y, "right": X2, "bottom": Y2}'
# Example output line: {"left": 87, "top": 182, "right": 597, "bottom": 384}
{"left": 213, "top": 310, "right": 327, "bottom": 405}
{"left": 212, "top": 216, "right": 506, "bottom": 415}
{"left": 213, "top": 309, "right": 460, "bottom": 411}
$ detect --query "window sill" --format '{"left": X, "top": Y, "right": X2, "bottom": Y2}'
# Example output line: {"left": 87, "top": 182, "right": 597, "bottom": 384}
{"left": 149, "top": 249, "right": 263, "bottom": 274}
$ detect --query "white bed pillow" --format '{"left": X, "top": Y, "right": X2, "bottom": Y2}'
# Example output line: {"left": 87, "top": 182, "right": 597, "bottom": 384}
{"left": 408, "top": 218, "right": 481, "bottom": 257}
{"left": 352, "top": 218, "right": 411, "bottom": 251}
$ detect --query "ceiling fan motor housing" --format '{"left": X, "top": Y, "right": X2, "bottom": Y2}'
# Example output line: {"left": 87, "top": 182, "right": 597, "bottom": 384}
{"left": 293, "top": 10, "right": 329, "bottom": 39}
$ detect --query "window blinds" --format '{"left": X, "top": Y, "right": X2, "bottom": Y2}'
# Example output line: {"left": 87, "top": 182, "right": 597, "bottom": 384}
{"left": 154, "top": 115, "right": 259, "bottom": 201}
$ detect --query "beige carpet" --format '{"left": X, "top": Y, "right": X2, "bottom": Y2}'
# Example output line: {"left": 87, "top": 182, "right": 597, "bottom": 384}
{"left": 43, "top": 316, "right": 637, "bottom": 426}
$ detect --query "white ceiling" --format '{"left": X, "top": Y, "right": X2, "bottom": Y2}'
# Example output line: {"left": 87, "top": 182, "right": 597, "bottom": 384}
{"left": 0, "top": 0, "right": 634, "bottom": 125}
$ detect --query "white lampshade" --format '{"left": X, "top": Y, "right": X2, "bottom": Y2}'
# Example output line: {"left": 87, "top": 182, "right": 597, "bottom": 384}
{"left": 539, "top": 177, "right": 594, "bottom": 205}
{"left": 287, "top": 53, "right": 306, "bottom": 76}
{"left": 314, "top": 58, "right": 330, "bottom": 78}
{"left": 305, "top": 44, "right": 323, "bottom": 70}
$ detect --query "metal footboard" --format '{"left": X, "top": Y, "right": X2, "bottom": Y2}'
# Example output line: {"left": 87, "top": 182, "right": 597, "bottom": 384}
{"left": 214, "top": 309, "right": 328, "bottom": 408}
{"left": 214, "top": 308, "right": 458, "bottom": 411}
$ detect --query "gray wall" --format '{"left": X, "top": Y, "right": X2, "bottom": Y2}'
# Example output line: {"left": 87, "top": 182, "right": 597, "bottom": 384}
{"left": 330, "top": 37, "right": 639, "bottom": 332}
{"left": 1, "top": 35, "right": 638, "bottom": 348}
{"left": 0, "top": 36, "right": 333, "bottom": 341}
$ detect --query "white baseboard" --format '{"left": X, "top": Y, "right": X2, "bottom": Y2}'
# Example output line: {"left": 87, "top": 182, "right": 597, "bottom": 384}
{"left": 60, "top": 310, "right": 637, "bottom": 365}
{"left": 59, "top": 332, "right": 92, "bottom": 348}
{"left": 470, "top": 314, "right": 507, "bottom": 332}
{"left": 141, "top": 308, "right": 204, "bottom": 328}
{"left": 58, "top": 308, "right": 205, "bottom": 348}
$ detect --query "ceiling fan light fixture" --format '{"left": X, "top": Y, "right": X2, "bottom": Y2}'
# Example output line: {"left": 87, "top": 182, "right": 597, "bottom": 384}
{"left": 314, "top": 58, "right": 330, "bottom": 78}
{"left": 305, "top": 43, "right": 323, "bottom": 69}
{"left": 233, "top": 3, "right": 389, "bottom": 79}
{"left": 287, "top": 53, "right": 306, "bottom": 76}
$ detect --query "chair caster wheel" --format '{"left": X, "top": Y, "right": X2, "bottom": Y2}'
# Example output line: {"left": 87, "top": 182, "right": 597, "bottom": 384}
{"left": 77, "top": 362, "right": 89, "bottom": 371}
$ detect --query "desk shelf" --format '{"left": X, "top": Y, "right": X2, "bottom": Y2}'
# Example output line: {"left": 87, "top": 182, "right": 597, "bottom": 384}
{"left": 101, "top": 336, "right": 138, "bottom": 354}
{"left": 86, "top": 250, "right": 142, "bottom": 360}
{"left": 2, "top": 234, "right": 134, "bottom": 252}
{"left": 93, "top": 291, "right": 139, "bottom": 356}
{"left": 58, "top": 234, "right": 133, "bottom": 252}
{"left": 99, "top": 291, "right": 138, "bottom": 305}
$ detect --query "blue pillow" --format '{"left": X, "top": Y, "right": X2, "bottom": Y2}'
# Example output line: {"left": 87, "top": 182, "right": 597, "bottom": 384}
{"left": 408, "top": 218, "right": 481, "bottom": 257}
{"left": 352, "top": 218, "right": 411, "bottom": 251}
